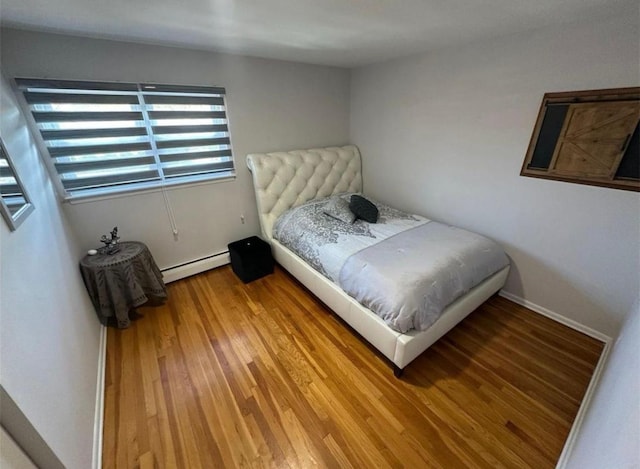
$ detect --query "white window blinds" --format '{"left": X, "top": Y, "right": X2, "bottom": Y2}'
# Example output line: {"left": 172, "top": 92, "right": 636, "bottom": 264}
{"left": 16, "top": 79, "right": 235, "bottom": 198}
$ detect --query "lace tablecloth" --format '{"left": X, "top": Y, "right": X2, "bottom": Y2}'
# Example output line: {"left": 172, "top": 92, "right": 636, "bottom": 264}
{"left": 79, "top": 241, "right": 167, "bottom": 328}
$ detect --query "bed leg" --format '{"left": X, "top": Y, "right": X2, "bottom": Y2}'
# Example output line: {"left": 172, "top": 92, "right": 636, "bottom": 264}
{"left": 393, "top": 365, "right": 404, "bottom": 378}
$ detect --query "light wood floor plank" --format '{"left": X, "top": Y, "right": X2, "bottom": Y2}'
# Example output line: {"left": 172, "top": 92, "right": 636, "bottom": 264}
{"left": 104, "top": 265, "right": 604, "bottom": 468}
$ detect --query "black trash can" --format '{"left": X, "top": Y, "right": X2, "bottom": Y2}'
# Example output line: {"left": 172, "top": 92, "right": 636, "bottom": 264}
{"left": 228, "top": 236, "right": 274, "bottom": 283}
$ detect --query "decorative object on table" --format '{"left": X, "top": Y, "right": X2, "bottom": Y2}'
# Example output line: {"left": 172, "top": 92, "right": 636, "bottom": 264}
{"left": 79, "top": 241, "right": 167, "bottom": 328}
{"left": 228, "top": 236, "right": 274, "bottom": 283}
{"left": 98, "top": 226, "right": 121, "bottom": 255}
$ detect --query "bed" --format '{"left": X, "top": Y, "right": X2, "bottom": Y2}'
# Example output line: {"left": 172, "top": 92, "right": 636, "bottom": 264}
{"left": 246, "top": 145, "right": 510, "bottom": 376}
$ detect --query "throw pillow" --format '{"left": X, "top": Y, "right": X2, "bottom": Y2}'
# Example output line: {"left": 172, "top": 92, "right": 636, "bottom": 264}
{"left": 349, "top": 195, "right": 379, "bottom": 223}
{"left": 323, "top": 197, "right": 357, "bottom": 224}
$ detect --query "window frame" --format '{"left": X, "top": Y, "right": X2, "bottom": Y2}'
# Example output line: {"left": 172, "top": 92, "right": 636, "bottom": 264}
{"left": 14, "top": 78, "right": 237, "bottom": 202}
{"left": 0, "top": 136, "right": 35, "bottom": 230}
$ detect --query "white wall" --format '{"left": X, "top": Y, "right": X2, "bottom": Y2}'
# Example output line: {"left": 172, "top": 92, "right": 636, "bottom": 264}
{"left": 0, "top": 75, "right": 101, "bottom": 468}
{"left": 0, "top": 28, "right": 351, "bottom": 270}
{"left": 566, "top": 298, "right": 640, "bottom": 468}
{"left": 350, "top": 10, "right": 640, "bottom": 336}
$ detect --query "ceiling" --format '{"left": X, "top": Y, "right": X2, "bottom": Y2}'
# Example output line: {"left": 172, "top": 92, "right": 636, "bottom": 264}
{"left": 0, "top": 0, "right": 634, "bottom": 67}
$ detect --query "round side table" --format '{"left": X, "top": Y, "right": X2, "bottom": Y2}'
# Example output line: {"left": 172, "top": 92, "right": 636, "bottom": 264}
{"left": 79, "top": 241, "right": 167, "bottom": 328}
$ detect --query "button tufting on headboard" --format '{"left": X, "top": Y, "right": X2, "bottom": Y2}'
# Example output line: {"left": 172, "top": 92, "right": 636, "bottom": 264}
{"left": 247, "top": 145, "right": 362, "bottom": 239}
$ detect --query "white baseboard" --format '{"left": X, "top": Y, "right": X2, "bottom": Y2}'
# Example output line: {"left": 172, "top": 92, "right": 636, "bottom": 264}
{"left": 554, "top": 338, "right": 612, "bottom": 468}
{"left": 162, "top": 251, "right": 230, "bottom": 284}
{"left": 498, "top": 290, "right": 612, "bottom": 343}
{"left": 92, "top": 325, "right": 107, "bottom": 469}
{"left": 497, "top": 290, "right": 614, "bottom": 468}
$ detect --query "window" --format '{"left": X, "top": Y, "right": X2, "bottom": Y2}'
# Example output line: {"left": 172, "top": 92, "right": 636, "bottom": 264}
{"left": 521, "top": 87, "right": 639, "bottom": 192}
{"left": 16, "top": 79, "right": 235, "bottom": 199}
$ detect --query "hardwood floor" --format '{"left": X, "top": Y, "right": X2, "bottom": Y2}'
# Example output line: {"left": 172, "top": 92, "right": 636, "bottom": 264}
{"left": 103, "top": 265, "right": 604, "bottom": 468}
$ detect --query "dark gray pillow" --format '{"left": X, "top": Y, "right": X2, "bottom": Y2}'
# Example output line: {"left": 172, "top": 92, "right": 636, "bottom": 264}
{"left": 350, "top": 195, "right": 378, "bottom": 223}
{"left": 323, "top": 197, "right": 356, "bottom": 224}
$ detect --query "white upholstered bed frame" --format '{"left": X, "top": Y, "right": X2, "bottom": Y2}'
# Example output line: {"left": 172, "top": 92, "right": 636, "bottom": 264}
{"left": 246, "top": 145, "right": 509, "bottom": 375}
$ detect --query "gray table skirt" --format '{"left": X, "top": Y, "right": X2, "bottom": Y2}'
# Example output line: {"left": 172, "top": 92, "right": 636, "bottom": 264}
{"left": 80, "top": 241, "right": 167, "bottom": 328}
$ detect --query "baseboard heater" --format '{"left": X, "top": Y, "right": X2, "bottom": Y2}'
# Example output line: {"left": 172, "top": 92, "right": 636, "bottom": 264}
{"left": 161, "top": 250, "right": 230, "bottom": 284}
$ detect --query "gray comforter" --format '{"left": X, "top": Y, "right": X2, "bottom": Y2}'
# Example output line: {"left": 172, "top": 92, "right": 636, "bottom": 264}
{"left": 272, "top": 194, "right": 509, "bottom": 333}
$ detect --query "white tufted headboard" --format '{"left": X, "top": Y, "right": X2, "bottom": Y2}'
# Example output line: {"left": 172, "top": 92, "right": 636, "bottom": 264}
{"left": 246, "top": 145, "right": 363, "bottom": 239}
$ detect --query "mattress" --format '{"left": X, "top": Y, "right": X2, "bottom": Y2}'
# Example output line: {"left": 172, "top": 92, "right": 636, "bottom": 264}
{"left": 273, "top": 194, "right": 510, "bottom": 333}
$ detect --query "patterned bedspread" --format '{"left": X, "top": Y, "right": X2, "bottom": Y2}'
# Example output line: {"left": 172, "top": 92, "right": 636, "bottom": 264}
{"left": 273, "top": 194, "right": 509, "bottom": 332}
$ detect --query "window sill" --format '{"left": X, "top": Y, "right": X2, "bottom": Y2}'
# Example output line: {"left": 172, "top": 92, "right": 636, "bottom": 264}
{"left": 65, "top": 172, "right": 236, "bottom": 205}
